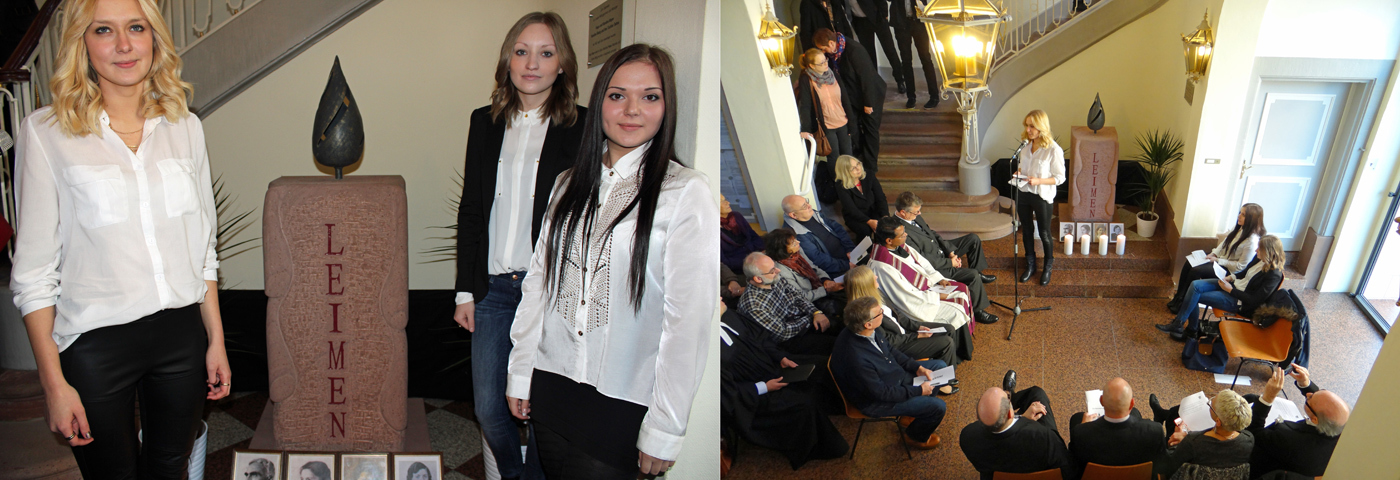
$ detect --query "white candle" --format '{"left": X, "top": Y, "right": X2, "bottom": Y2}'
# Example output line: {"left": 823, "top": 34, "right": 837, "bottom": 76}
{"left": 1098, "top": 234, "right": 1109, "bottom": 256}
{"left": 1064, "top": 234, "right": 1074, "bottom": 255}
{"left": 1080, "top": 234, "right": 1090, "bottom": 255}
{"left": 1116, "top": 234, "right": 1127, "bottom": 255}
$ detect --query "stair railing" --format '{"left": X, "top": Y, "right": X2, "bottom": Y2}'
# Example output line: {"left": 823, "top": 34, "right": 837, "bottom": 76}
{"left": 161, "top": 0, "right": 263, "bottom": 54}
{"left": 993, "top": 0, "right": 1103, "bottom": 71}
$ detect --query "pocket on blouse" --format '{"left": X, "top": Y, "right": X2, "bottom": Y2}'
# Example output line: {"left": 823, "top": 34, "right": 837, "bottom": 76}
{"left": 62, "top": 165, "right": 128, "bottom": 228}
{"left": 157, "top": 159, "right": 200, "bottom": 217}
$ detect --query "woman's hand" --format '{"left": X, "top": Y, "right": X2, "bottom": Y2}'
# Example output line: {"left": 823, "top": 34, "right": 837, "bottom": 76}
{"left": 45, "top": 382, "right": 94, "bottom": 446}
{"left": 1207, "top": 253, "right": 1219, "bottom": 262}
{"left": 206, "top": 342, "right": 232, "bottom": 400}
{"left": 507, "top": 396, "right": 531, "bottom": 420}
{"left": 639, "top": 451, "right": 675, "bottom": 476}
{"left": 1217, "top": 279, "right": 1234, "bottom": 293}
{"left": 453, "top": 301, "right": 476, "bottom": 332}
{"left": 800, "top": 132, "right": 814, "bottom": 141}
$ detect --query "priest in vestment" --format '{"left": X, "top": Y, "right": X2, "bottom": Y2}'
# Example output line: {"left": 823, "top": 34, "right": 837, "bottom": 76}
{"left": 868, "top": 217, "right": 974, "bottom": 331}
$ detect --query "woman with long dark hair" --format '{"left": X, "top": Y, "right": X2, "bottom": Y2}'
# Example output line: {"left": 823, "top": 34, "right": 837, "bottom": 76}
{"left": 451, "top": 12, "right": 585, "bottom": 479}
{"left": 12, "top": 0, "right": 229, "bottom": 475}
{"left": 1165, "top": 203, "right": 1265, "bottom": 314}
{"left": 1158, "top": 235, "right": 1286, "bottom": 338}
{"left": 1012, "top": 110, "right": 1065, "bottom": 285}
{"left": 505, "top": 44, "right": 718, "bottom": 478}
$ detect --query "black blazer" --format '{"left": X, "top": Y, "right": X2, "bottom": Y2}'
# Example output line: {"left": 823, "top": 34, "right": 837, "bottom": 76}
{"left": 1228, "top": 258, "right": 1285, "bottom": 318}
{"left": 1068, "top": 414, "right": 1166, "bottom": 473}
{"left": 835, "top": 176, "right": 887, "bottom": 241}
{"left": 799, "top": 0, "right": 854, "bottom": 50}
{"left": 960, "top": 417, "right": 1076, "bottom": 480}
{"left": 903, "top": 215, "right": 957, "bottom": 271}
{"left": 454, "top": 105, "right": 587, "bottom": 301}
{"left": 829, "top": 329, "right": 922, "bottom": 413}
{"left": 1247, "top": 382, "right": 1337, "bottom": 478}
{"left": 831, "top": 39, "right": 887, "bottom": 111}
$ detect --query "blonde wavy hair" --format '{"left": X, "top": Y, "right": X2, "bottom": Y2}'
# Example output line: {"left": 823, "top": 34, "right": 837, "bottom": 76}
{"left": 834, "top": 155, "right": 866, "bottom": 190}
{"left": 48, "top": 0, "right": 192, "bottom": 137}
{"left": 1256, "top": 235, "right": 1285, "bottom": 272}
{"left": 1211, "top": 389, "right": 1252, "bottom": 432}
{"left": 845, "top": 265, "right": 882, "bottom": 306}
{"left": 1021, "top": 109, "right": 1053, "bottom": 150}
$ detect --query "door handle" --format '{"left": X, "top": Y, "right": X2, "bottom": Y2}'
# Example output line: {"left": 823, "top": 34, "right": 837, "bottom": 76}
{"left": 1239, "top": 164, "right": 1254, "bottom": 179}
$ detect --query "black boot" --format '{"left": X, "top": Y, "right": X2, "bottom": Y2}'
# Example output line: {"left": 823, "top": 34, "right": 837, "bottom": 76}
{"left": 1018, "top": 255, "right": 1036, "bottom": 283}
{"left": 1040, "top": 257, "right": 1054, "bottom": 285}
{"left": 1149, "top": 394, "right": 1168, "bottom": 423}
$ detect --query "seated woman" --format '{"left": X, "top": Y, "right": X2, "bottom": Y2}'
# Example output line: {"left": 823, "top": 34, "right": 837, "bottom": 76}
{"left": 721, "top": 194, "right": 765, "bottom": 273}
{"left": 1167, "top": 204, "right": 1266, "bottom": 314}
{"left": 844, "top": 266, "right": 968, "bottom": 365}
{"left": 764, "top": 228, "right": 846, "bottom": 325}
{"left": 1158, "top": 235, "right": 1285, "bottom": 339}
{"left": 833, "top": 155, "right": 888, "bottom": 242}
{"left": 1150, "top": 390, "right": 1255, "bottom": 478}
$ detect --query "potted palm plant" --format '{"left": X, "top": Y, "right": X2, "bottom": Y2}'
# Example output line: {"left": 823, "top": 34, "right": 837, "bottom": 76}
{"left": 1130, "top": 129, "right": 1183, "bottom": 238}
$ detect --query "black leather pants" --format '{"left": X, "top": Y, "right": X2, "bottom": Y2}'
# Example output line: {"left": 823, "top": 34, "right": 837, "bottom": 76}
{"left": 58, "top": 304, "right": 208, "bottom": 480}
{"left": 1016, "top": 192, "right": 1055, "bottom": 259}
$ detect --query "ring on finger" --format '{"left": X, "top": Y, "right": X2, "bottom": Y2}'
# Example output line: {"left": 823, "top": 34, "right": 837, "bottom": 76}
{"left": 219, "top": 383, "right": 230, "bottom": 387}
{"left": 65, "top": 432, "right": 76, "bottom": 440}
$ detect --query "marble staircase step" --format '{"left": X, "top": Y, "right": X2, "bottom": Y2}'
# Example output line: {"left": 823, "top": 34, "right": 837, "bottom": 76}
{"left": 0, "top": 419, "right": 82, "bottom": 480}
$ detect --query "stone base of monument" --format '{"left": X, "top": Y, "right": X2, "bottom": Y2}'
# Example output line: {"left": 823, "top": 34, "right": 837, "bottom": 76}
{"left": 958, "top": 160, "right": 992, "bottom": 197}
{"left": 250, "top": 398, "right": 431, "bottom": 451}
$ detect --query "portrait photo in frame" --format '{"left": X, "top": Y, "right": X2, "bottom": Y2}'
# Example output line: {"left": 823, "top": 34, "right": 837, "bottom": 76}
{"left": 286, "top": 452, "right": 338, "bottom": 480}
{"left": 1058, "top": 222, "right": 1075, "bottom": 241}
{"left": 341, "top": 453, "right": 390, "bottom": 480}
{"left": 1076, "top": 223, "right": 1092, "bottom": 239}
{"left": 1109, "top": 223, "right": 1125, "bottom": 241}
{"left": 393, "top": 453, "right": 444, "bottom": 480}
{"left": 1092, "top": 223, "right": 1109, "bottom": 240}
{"left": 232, "top": 450, "right": 283, "bottom": 480}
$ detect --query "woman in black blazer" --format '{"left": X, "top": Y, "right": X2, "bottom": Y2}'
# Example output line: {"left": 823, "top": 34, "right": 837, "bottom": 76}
{"left": 1158, "top": 235, "right": 1286, "bottom": 338}
{"left": 833, "top": 154, "right": 887, "bottom": 241}
{"left": 451, "top": 12, "right": 587, "bottom": 480}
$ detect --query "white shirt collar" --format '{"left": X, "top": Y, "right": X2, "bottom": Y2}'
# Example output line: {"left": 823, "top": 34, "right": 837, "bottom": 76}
{"left": 602, "top": 140, "right": 651, "bottom": 180}
{"left": 100, "top": 109, "right": 169, "bottom": 128}
{"left": 512, "top": 106, "right": 546, "bottom": 127}
{"left": 995, "top": 416, "right": 1018, "bottom": 434}
{"left": 1104, "top": 413, "right": 1130, "bottom": 423}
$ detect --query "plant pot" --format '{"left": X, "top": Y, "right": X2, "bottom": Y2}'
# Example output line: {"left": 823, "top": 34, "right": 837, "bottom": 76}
{"left": 1137, "top": 211, "right": 1160, "bottom": 238}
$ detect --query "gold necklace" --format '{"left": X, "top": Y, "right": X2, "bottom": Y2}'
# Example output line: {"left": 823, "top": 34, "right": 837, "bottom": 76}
{"left": 110, "top": 124, "right": 143, "bottom": 135}
{"left": 126, "top": 144, "right": 139, "bottom": 153}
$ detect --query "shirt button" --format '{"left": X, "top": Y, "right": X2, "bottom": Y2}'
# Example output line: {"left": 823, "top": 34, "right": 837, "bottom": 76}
{"left": 581, "top": 299, "right": 586, "bottom": 305}
{"left": 578, "top": 331, "right": 583, "bottom": 336}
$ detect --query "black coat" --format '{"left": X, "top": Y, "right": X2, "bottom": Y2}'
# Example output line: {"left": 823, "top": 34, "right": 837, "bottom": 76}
{"left": 829, "top": 328, "right": 922, "bottom": 413}
{"left": 903, "top": 215, "right": 958, "bottom": 271}
{"left": 1069, "top": 414, "right": 1167, "bottom": 473}
{"left": 1228, "top": 258, "right": 1285, "bottom": 318}
{"left": 454, "top": 105, "right": 587, "bottom": 301}
{"left": 835, "top": 176, "right": 887, "bottom": 241}
{"left": 831, "top": 39, "right": 887, "bottom": 111}
{"left": 799, "top": 0, "right": 854, "bottom": 50}
{"left": 960, "top": 417, "right": 1076, "bottom": 480}
{"left": 1247, "top": 382, "right": 1337, "bottom": 478}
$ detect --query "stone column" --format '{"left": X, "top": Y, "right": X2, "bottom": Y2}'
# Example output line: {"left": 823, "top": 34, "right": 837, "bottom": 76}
{"left": 263, "top": 176, "right": 408, "bottom": 451}
{"left": 1069, "top": 126, "right": 1118, "bottom": 222}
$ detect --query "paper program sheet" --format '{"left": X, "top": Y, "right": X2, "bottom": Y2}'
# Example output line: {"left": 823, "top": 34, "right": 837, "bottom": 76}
{"left": 1186, "top": 250, "right": 1210, "bottom": 267}
{"left": 1178, "top": 392, "right": 1216, "bottom": 432}
{"left": 1263, "top": 400, "right": 1306, "bottom": 427}
{"left": 850, "top": 236, "right": 873, "bottom": 263}
{"left": 1085, "top": 390, "right": 1105, "bottom": 417}
{"left": 913, "top": 365, "right": 956, "bottom": 387}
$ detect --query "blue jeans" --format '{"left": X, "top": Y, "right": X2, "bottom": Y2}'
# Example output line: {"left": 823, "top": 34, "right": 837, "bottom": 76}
{"left": 474, "top": 272, "right": 543, "bottom": 479}
{"left": 1173, "top": 279, "right": 1240, "bottom": 332}
{"left": 859, "top": 359, "right": 949, "bottom": 442}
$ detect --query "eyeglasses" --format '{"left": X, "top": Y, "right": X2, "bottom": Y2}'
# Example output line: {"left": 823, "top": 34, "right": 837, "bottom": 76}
{"left": 868, "top": 311, "right": 884, "bottom": 322}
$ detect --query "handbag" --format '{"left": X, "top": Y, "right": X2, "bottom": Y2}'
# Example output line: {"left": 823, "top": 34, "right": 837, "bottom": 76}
{"left": 1182, "top": 331, "right": 1228, "bottom": 373}
{"left": 809, "top": 82, "right": 832, "bottom": 157}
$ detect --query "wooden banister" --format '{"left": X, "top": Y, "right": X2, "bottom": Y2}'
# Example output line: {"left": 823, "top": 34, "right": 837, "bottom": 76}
{"left": 0, "top": 0, "right": 62, "bottom": 84}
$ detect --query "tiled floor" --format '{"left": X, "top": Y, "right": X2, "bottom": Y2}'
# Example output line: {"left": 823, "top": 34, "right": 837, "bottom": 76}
{"left": 724, "top": 281, "right": 1386, "bottom": 479}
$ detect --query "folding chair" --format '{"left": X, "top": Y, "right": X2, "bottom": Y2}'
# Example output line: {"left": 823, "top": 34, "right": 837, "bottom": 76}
{"left": 1082, "top": 461, "right": 1153, "bottom": 480}
{"left": 828, "top": 357, "right": 913, "bottom": 460}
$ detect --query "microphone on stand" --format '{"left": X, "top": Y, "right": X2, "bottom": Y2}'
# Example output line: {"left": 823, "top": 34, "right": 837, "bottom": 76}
{"left": 1011, "top": 139, "right": 1030, "bottom": 158}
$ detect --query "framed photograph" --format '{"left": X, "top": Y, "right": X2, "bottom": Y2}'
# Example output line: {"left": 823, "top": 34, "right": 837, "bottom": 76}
{"left": 1058, "top": 222, "right": 1075, "bottom": 240}
{"left": 341, "top": 453, "right": 390, "bottom": 480}
{"left": 1109, "top": 223, "right": 1125, "bottom": 241}
{"left": 1093, "top": 223, "right": 1109, "bottom": 239}
{"left": 393, "top": 453, "right": 444, "bottom": 480}
{"left": 286, "top": 452, "right": 338, "bottom": 480}
{"left": 1076, "top": 223, "right": 1092, "bottom": 239}
{"left": 232, "top": 450, "right": 284, "bottom": 480}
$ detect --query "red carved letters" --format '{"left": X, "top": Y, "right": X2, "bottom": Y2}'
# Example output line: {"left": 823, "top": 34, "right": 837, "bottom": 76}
{"left": 329, "top": 341, "right": 345, "bottom": 370}
{"left": 326, "top": 264, "right": 344, "bottom": 295}
{"left": 326, "top": 224, "right": 345, "bottom": 255}
{"left": 327, "top": 224, "right": 348, "bottom": 437}
{"left": 329, "top": 412, "right": 346, "bottom": 438}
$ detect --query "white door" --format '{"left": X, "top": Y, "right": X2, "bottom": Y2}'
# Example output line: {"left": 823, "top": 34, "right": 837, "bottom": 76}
{"left": 1230, "top": 80, "right": 1351, "bottom": 251}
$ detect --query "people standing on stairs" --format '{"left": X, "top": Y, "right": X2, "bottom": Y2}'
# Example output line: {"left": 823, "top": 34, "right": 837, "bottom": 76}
{"left": 1166, "top": 204, "right": 1266, "bottom": 315}
{"left": 845, "top": 0, "right": 905, "bottom": 97}
{"left": 721, "top": 194, "right": 765, "bottom": 274}
{"left": 506, "top": 44, "right": 718, "bottom": 478}
{"left": 894, "top": 192, "right": 999, "bottom": 325}
{"left": 453, "top": 12, "right": 587, "bottom": 480}
{"left": 798, "top": 0, "right": 854, "bottom": 51}
{"left": 833, "top": 155, "right": 888, "bottom": 242}
{"left": 796, "top": 48, "right": 859, "bottom": 224}
{"left": 813, "top": 28, "right": 886, "bottom": 176}
{"left": 1157, "top": 235, "right": 1285, "bottom": 340}
{"left": 12, "top": 0, "right": 231, "bottom": 475}
{"left": 1011, "top": 110, "right": 1066, "bottom": 286}
{"left": 889, "top": 0, "right": 942, "bottom": 109}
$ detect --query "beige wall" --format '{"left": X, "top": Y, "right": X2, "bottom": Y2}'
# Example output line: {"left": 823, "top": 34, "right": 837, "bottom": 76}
{"left": 1256, "top": 0, "right": 1400, "bottom": 61}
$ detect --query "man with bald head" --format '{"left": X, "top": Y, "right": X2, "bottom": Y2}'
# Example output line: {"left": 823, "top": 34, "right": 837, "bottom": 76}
{"left": 781, "top": 195, "right": 856, "bottom": 277}
{"left": 959, "top": 379, "right": 1076, "bottom": 479}
{"left": 1245, "top": 364, "right": 1350, "bottom": 478}
{"left": 1067, "top": 378, "right": 1166, "bottom": 472}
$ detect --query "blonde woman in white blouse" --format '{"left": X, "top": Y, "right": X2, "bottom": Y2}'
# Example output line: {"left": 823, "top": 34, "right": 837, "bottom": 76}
{"left": 1011, "top": 110, "right": 1066, "bottom": 285}
{"left": 1166, "top": 203, "right": 1265, "bottom": 314}
{"left": 11, "top": 0, "right": 228, "bottom": 475}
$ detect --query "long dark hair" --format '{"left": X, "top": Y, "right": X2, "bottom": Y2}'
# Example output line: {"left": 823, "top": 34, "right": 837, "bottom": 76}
{"left": 541, "top": 44, "right": 679, "bottom": 310}
{"left": 1223, "top": 203, "right": 1266, "bottom": 255}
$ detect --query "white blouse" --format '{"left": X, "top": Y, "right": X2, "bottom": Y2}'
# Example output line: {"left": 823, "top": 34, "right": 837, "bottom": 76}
{"left": 507, "top": 149, "right": 719, "bottom": 461}
{"left": 1211, "top": 233, "right": 1259, "bottom": 274}
{"left": 1013, "top": 140, "right": 1066, "bottom": 203}
{"left": 11, "top": 107, "right": 218, "bottom": 352}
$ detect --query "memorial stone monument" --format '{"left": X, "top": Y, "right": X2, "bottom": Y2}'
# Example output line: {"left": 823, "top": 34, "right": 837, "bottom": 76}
{"left": 1069, "top": 126, "right": 1118, "bottom": 222}
{"left": 261, "top": 59, "right": 408, "bottom": 451}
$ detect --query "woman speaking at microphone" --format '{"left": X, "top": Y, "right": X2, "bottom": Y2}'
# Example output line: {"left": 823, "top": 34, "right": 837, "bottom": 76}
{"left": 1011, "top": 110, "right": 1065, "bottom": 285}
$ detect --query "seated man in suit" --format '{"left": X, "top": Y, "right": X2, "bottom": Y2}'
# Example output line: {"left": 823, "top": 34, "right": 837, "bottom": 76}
{"left": 720, "top": 302, "right": 847, "bottom": 469}
{"left": 960, "top": 373, "right": 1077, "bottom": 479}
{"left": 894, "top": 191, "right": 998, "bottom": 324}
{"left": 869, "top": 217, "right": 978, "bottom": 330}
{"left": 830, "top": 297, "right": 956, "bottom": 449}
{"left": 782, "top": 195, "right": 856, "bottom": 277}
{"left": 1068, "top": 378, "right": 1166, "bottom": 472}
{"left": 738, "top": 252, "right": 837, "bottom": 355}
{"left": 1245, "top": 364, "right": 1350, "bottom": 478}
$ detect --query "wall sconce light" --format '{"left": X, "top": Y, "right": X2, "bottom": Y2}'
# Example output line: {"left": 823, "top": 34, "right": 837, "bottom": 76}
{"left": 757, "top": 3, "right": 798, "bottom": 76}
{"left": 919, "top": 0, "right": 1009, "bottom": 195}
{"left": 1181, "top": 10, "right": 1214, "bottom": 84}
